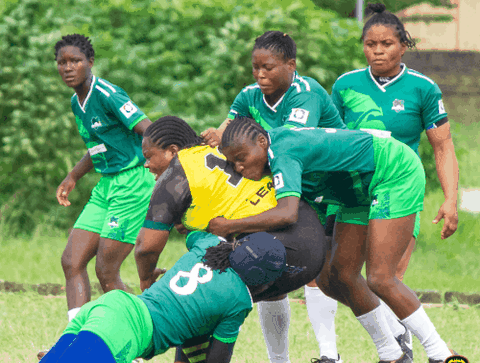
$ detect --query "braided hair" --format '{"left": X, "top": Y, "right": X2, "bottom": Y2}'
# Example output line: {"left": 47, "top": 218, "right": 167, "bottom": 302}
{"left": 144, "top": 116, "right": 203, "bottom": 149}
{"left": 362, "top": 3, "right": 416, "bottom": 49}
{"left": 221, "top": 117, "right": 269, "bottom": 150}
{"left": 54, "top": 34, "right": 95, "bottom": 60}
{"left": 202, "top": 241, "right": 234, "bottom": 274}
{"left": 253, "top": 31, "right": 296, "bottom": 61}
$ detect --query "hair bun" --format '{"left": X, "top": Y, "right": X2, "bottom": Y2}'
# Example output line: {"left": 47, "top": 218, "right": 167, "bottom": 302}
{"left": 365, "top": 2, "right": 386, "bottom": 15}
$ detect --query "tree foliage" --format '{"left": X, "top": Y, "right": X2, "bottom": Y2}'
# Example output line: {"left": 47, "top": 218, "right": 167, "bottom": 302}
{"left": 0, "top": 0, "right": 366, "bottom": 235}
{"left": 311, "top": 0, "right": 455, "bottom": 18}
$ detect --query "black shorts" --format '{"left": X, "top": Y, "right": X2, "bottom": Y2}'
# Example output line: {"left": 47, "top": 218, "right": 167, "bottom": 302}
{"left": 249, "top": 199, "right": 328, "bottom": 302}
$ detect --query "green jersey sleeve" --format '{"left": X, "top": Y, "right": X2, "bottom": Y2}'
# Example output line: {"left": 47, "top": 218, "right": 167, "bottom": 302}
{"left": 421, "top": 82, "right": 447, "bottom": 130}
{"left": 212, "top": 310, "right": 250, "bottom": 344}
{"left": 227, "top": 89, "right": 252, "bottom": 120}
{"left": 284, "top": 88, "right": 345, "bottom": 129}
{"left": 269, "top": 151, "right": 303, "bottom": 200}
{"left": 99, "top": 84, "right": 147, "bottom": 130}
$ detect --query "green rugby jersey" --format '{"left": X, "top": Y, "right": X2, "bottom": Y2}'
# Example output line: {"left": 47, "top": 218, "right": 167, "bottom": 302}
{"left": 267, "top": 127, "right": 378, "bottom": 207}
{"left": 228, "top": 71, "right": 345, "bottom": 130}
{"left": 71, "top": 75, "right": 147, "bottom": 174}
{"left": 331, "top": 64, "right": 447, "bottom": 155}
{"left": 138, "top": 231, "right": 253, "bottom": 357}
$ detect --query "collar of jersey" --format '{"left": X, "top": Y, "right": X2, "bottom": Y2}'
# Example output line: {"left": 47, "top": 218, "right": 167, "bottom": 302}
{"left": 261, "top": 71, "right": 299, "bottom": 113}
{"left": 76, "top": 75, "right": 96, "bottom": 113}
{"left": 368, "top": 63, "right": 406, "bottom": 93}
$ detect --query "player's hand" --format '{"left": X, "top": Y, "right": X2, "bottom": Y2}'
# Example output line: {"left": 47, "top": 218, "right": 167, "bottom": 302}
{"left": 201, "top": 128, "right": 221, "bottom": 148}
{"left": 174, "top": 222, "right": 189, "bottom": 235}
{"left": 56, "top": 174, "right": 76, "bottom": 207}
{"left": 140, "top": 268, "right": 167, "bottom": 291}
{"left": 207, "top": 216, "right": 234, "bottom": 239}
{"left": 432, "top": 200, "right": 458, "bottom": 239}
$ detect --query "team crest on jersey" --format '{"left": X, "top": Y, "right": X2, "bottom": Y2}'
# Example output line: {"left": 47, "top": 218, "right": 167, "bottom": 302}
{"left": 438, "top": 99, "right": 446, "bottom": 114}
{"left": 119, "top": 100, "right": 138, "bottom": 118}
{"left": 391, "top": 99, "right": 405, "bottom": 113}
{"left": 91, "top": 116, "right": 103, "bottom": 130}
{"left": 288, "top": 108, "right": 309, "bottom": 124}
{"left": 273, "top": 173, "right": 284, "bottom": 190}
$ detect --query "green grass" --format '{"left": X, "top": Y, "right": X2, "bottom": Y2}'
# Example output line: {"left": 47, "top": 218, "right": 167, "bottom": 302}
{"left": 1, "top": 291, "right": 479, "bottom": 363}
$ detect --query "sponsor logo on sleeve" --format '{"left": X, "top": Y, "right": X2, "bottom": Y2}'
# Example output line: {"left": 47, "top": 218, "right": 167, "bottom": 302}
{"left": 288, "top": 108, "right": 309, "bottom": 124}
{"left": 273, "top": 173, "right": 284, "bottom": 190}
{"left": 438, "top": 99, "right": 446, "bottom": 114}
{"left": 119, "top": 100, "right": 138, "bottom": 119}
{"left": 88, "top": 143, "right": 107, "bottom": 156}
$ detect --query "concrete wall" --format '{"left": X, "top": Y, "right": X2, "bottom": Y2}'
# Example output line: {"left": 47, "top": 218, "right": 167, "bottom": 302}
{"left": 400, "top": 0, "right": 480, "bottom": 51}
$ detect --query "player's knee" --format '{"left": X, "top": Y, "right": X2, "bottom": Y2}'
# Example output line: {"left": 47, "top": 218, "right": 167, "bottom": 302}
{"left": 366, "top": 271, "right": 395, "bottom": 297}
{"left": 61, "top": 249, "right": 84, "bottom": 275}
{"left": 95, "top": 261, "right": 116, "bottom": 283}
{"left": 329, "top": 263, "right": 355, "bottom": 289}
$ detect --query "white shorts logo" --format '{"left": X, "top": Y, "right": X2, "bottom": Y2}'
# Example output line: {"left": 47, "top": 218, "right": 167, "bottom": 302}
{"left": 273, "top": 173, "right": 284, "bottom": 190}
{"left": 288, "top": 108, "right": 309, "bottom": 124}
{"left": 119, "top": 101, "right": 138, "bottom": 119}
{"left": 438, "top": 99, "right": 446, "bottom": 114}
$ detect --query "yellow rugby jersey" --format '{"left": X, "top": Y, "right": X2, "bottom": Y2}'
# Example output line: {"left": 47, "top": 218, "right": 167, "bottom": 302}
{"left": 178, "top": 146, "right": 276, "bottom": 230}
{"left": 144, "top": 145, "right": 276, "bottom": 232}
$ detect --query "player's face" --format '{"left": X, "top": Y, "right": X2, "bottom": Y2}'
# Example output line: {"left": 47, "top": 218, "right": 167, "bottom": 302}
{"left": 252, "top": 48, "right": 296, "bottom": 104}
{"left": 142, "top": 137, "right": 177, "bottom": 180}
{"left": 222, "top": 135, "right": 269, "bottom": 181}
{"left": 363, "top": 24, "right": 406, "bottom": 77}
{"left": 56, "top": 46, "right": 93, "bottom": 89}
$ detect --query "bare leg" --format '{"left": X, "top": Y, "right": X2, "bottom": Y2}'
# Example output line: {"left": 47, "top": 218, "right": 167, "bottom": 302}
{"left": 395, "top": 236, "right": 415, "bottom": 281}
{"left": 366, "top": 215, "right": 421, "bottom": 319}
{"left": 95, "top": 237, "right": 134, "bottom": 293}
{"left": 61, "top": 229, "right": 100, "bottom": 309}
{"left": 328, "top": 223, "right": 380, "bottom": 316}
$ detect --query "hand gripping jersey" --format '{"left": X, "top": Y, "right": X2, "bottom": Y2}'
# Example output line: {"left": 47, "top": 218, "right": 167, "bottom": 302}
{"left": 138, "top": 232, "right": 253, "bottom": 357}
{"left": 144, "top": 145, "right": 277, "bottom": 232}
{"left": 331, "top": 64, "right": 447, "bottom": 155}
{"left": 71, "top": 75, "right": 147, "bottom": 174}
{"left": 228, "top": 71, "right": 345, "bottom": 130}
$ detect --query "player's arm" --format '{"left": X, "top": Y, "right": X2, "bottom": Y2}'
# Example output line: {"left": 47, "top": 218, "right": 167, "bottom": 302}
{"left": 135, "top": 228, "right": 169, "bottom": 291}
{"left": 56, "top": 152, "right": 94, "bottom": 206}
{"left": 202, "top": 91, "right": 251, "bottom": 147}
{"left": 208, "top": 196, "right": 300, "bottom": 238}
{"left": 132, "top": 118, "right": 152, "bottom": 136}
{"left": 427, "top": 122, "right": 459, "bottom": 239}
{"left": 201, "top": 118, "right": 230, "bottom": 148}
{"left": 206, "top": 339, "right": 236, "bottom": 363}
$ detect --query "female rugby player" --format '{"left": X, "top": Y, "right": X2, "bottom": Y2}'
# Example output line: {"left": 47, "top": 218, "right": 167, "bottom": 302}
{"left": 317, "top": 4, "right": 459, "bottom": 363}
{"left": 54, "top": 34, "right": 155, "bottom": 322}
{"left": 39, "top": 232, "right": 288, "bottom": 363}
{"left": 202, "top": 30, "right": 345, "bottom": 363}
{"left": 135, "top": 116, "right": 329, "bottom": 363}
{"left": 208, "top": 117, "right": 458, "bottom": 363}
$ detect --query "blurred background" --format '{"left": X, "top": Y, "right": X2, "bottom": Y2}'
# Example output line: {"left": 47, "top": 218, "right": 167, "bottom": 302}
{"left": 0, "top": 0, "right": 478, "bottom": 239}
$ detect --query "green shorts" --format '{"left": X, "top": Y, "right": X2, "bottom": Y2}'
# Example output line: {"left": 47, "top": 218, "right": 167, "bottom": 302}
{"left": 332, "top": 137, "right": 425, "bottom": 238}
{"left": 73, "top": 166, "right": 155, "bottom": 244}
{"left": 63, "top": 290, "right": 154, "bottom": 362}
{"left": 336, "top": 207, "right": 421, "bottom": 238}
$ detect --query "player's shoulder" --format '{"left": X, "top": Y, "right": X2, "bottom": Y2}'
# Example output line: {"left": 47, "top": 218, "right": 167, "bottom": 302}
{"left": 404, "top": 67, "right": 441, "bottom": 93}
{"left": 240, "top": 82, "right": 261, "bottom": 95}
{"left": 290, "top": 73, "right": 327, "bottom": 95}
{"left": 333, "top": 67, "right": 368, "bottom": 89}
{"left": 93, "top": 76, "right": 128, "bottom": 99}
